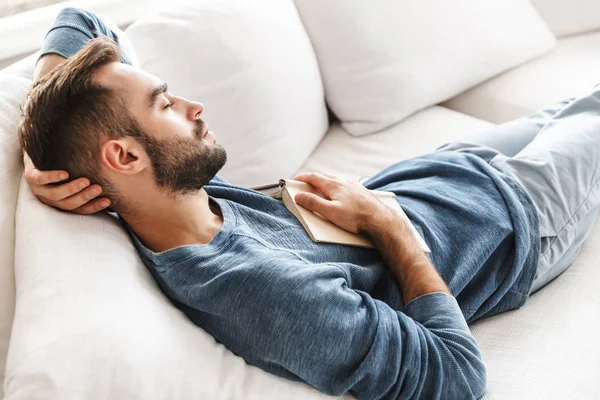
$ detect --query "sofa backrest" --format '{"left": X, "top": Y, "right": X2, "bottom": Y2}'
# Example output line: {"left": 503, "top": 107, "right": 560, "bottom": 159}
{"left": 531, "top": 0, "right": 600, "bottom": 37}
{"left": 0, "top": 53, "right": 36, "bottom": 400}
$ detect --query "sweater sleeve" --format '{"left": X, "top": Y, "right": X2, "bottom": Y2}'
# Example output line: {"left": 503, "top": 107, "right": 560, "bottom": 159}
{"left": 40, "top": 7, "right": 132, "bottom": 65}
{"left": 184, "top": 255, "right": 487, "bottom": 400}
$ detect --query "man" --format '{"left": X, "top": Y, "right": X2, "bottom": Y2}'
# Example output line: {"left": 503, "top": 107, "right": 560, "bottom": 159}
{"left": 19, "top": 8, "right": 600, "bottom": 400}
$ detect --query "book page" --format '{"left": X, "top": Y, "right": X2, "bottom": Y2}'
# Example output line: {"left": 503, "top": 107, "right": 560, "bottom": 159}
{"left": 282, "top": 180, "right": 375, "bottom": 248}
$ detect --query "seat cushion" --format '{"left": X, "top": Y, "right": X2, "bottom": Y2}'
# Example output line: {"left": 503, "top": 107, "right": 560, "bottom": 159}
{"left": 295, "top": 106, "right": 493, "bottom": 178}
{"left": 443, "top": 31, "right": 600, "bottom": 123}
{"left": 475, "top": 218, "right": 600, "bottom": 399}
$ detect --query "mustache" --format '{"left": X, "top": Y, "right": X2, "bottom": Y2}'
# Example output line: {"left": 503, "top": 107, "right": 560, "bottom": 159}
{"left": 193, "top": 119, "right": 207, "bottom": 138}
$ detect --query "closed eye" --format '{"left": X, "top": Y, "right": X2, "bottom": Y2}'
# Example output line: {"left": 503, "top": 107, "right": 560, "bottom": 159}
{"left": 163, "top": 101, "right": 174, "bottom": 109}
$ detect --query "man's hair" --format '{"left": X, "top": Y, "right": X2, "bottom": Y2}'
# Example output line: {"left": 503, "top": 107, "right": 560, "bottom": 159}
{"left": 19, "top": 37, "right": 144, "bottom": 212}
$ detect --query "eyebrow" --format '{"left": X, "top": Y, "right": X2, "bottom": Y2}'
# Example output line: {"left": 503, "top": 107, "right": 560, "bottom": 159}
{"left": 148, "top": 82, "right": 168, "bottom": 108}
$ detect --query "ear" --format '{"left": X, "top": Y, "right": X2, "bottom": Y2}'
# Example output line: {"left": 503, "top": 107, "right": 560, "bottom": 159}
{"left": 100, "top": 137, "right": 146, "bottom": 175}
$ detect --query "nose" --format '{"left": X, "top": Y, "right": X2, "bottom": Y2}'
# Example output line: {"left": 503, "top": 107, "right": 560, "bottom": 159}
{"left": 186, "top": 100, "right": 204, "bottom": 121}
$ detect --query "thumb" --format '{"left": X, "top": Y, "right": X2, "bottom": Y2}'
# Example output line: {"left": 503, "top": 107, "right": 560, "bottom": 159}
{"left": 294, "top": 192, "right": 331, "bottom": 214}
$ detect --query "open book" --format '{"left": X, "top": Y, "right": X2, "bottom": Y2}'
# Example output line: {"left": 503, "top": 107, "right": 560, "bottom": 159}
{"left": 252, "top": 179, "right": 430, "bottom": 252}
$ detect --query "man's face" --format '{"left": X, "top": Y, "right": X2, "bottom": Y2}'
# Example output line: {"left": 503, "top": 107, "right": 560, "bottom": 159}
{"left": 95, "top": 62, "right": 227, "bottom": 195}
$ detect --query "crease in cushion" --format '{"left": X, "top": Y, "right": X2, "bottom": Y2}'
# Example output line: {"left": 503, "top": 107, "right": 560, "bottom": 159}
{"left": 442, "top": 31, "right": 600, "bottom": 124}
{"left": 293, "top": 0, "right": 556, "bottom": 136}
{"left": 125, "top": 0, "right": 328, "bottom": 188}
{"left": 0, "top": 53, "right": 36, "bottom": 399}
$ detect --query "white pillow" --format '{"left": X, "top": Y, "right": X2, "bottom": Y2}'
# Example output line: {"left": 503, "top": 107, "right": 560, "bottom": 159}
{"left": 531, "top": 0, "right": 600, "bottom": 37}
{"left": 125, "top": 0, "right": 328, "bottom": 188}
{"left": 0, "top": 18, "right": 138, "bottom": 397}
{"left": 5, "top": 179, "right": 350, "bottom": 400}
{"left": 293, "top": 0, "right": 556, "bottom": 136}
{"left": 0, "top": 54, "right": 36, "bottom": 399}
{"left": 99, "top": 13, "right": 141, "bottom": 68}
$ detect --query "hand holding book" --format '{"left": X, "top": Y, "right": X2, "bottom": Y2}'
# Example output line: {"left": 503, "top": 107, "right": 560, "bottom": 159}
{"left": 272, "top": 173, "right": 431, "bottom": 252}
{"left": 251, "top": 173, "right": 430, "bottom": 252}
{"left": 292, "top": 172, "right": 389, "bottom": 235}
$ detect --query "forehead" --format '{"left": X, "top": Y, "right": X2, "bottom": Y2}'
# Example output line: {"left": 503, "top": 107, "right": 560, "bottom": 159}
{"left": 94, "top": 62, "right": 161, "bottom": 108}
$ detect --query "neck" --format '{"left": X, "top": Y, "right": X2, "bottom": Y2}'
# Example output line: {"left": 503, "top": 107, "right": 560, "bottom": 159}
{"left": 123, "top": 188, "right": 223, "bottom": 253}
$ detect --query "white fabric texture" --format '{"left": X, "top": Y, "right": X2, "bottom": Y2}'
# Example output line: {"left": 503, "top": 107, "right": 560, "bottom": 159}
{"left": 0, "top": 54, "right": 36, "bottom": 399}
{"left": 443, "top": 31, "right": 600, "bottom": 123}
{"left": 125, "top": 0, "right": 328, "bottom": 188}
{"left": 293, "top": 0, "right": 556, "bottom": 136}
{"left": 531, "top": 0, "right": 600, "bottom": 37}
{"left": 5, "top": 177, "right": 349, "bottom": 400}
{"left": 0, "top": 20, "right": 137, "bottom": 399}
{"left": 474, "top": 218, "right": 600, "bottom": 399}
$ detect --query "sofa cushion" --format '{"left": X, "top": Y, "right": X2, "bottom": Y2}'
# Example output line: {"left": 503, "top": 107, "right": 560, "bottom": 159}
{"left": 0, "top": 18, "right": 138, "bottom": 398}
{"left": 0, "top": 54, "right": 36, "bottom": 399}
{"left": 474, "top": 217, "right": 600, "bottom": 399}
{"left": 125, "top": 0, "right": 328, "bottom": 188}
{"left": 296, "top": 106, "right": 493, "bottom": 179}
{"left": 531, "top": 0, "right": 600, "bottom": 37}
{"left": 293, "top": 0, "right": 555, "bottom": 136}
{"left": 443, "top": 31, "right": 600, "bottom": 123}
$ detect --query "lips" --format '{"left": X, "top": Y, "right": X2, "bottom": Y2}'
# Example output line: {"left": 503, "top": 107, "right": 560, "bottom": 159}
{"left": 203, "top": 125, "right": 209, "bottom": 137}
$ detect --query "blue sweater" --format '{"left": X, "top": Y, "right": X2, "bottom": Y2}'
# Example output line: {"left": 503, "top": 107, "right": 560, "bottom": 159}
{"left": 43, "top": 8, "right": 541, "bottom": 400}
{"left": 127, "top": 152, "right": 539, "bottom": 400}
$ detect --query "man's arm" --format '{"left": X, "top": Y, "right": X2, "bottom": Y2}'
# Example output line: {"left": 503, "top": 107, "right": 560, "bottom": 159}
{"left": 365, "top": 208, "right": 452, "bottom": 304}
{"left": 33, "top": 54, "right": 66, "bottom": 82}
{"left": 24, "top": 7, "right": 131, "bottom": 214}
{"left": 292, "top": 172, "right": 450, "bottom": 304}
{"left": 286, "top": 172, "right": 485, "bottom": 398}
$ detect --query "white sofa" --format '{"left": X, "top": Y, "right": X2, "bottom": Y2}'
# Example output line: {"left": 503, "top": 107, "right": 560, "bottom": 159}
{"left": 1, "top": 1, "right": 599, "bottom": 399}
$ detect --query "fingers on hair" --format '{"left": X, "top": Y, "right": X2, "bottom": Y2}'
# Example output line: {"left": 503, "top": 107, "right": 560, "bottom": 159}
{"left": 18, "top": 37, "right": 122, "bottom": 172}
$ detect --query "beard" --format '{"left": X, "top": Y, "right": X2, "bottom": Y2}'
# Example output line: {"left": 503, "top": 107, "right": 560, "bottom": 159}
{"left": 141, "top": 119, "right": 227, "bottom": 196}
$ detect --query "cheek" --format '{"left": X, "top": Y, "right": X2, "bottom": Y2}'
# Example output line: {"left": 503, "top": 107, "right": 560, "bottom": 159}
{"left": 152, "top": 116, "right": 191, "bottom": 140}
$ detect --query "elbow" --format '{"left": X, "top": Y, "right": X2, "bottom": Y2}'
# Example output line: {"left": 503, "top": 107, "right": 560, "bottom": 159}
{"left": 58, "top": 6, "right": 83, "bottom": 15}
{"left": 431, "top": 331, "right": 487, "bottom": 399}
{"left": 465, "top": 357, "right": 487, "bottom": 399}
{"left": 452, "top": 344, "right": 487, "bottom": 399}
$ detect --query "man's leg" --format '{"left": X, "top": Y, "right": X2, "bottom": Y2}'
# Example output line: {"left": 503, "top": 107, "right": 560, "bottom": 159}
{"left": 438, "top": 91, "right": 600, "bottom": 294}
{"left": 435, "top": 97, "right": 575, "bottom": 168}
{"left": 448, "top": 96, "right": 575, "bottom": 157}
